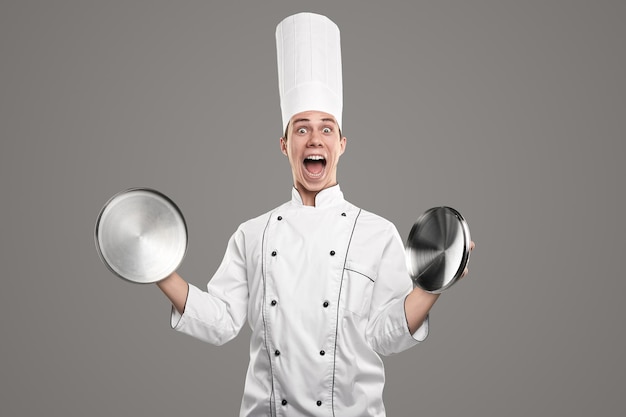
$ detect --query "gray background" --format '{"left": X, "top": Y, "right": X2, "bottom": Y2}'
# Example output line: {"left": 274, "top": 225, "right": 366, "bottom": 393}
{"left": 1, "top": 0, "right": 624, "bottom": 416}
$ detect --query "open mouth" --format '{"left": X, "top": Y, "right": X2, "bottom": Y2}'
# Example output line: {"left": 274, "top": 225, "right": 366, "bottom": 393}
{"left": 303, "top": 155, "right": 326, "bottom": 177}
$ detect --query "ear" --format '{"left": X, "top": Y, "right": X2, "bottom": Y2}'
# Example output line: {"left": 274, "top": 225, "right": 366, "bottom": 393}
{"left": 339, "top": 136, "right": 347, "bottom": 155}
{"left": 280, "top": 137, "right": 288, "bottom": 156}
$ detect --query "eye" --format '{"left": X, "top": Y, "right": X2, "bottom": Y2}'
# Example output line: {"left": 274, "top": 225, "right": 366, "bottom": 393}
{"left": 297, "top": 127, "right": 307, "bottom": 134}
{"left": 322, "top": 127, "right": 332, "bottom": 134}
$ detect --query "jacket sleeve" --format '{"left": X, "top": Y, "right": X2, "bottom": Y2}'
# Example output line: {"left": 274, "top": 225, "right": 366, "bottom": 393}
{"left": 169, "top": 226, "right": 249, "bottom": 346}
{"left": 365, "top": 223, "right": 429, "bottom": 356}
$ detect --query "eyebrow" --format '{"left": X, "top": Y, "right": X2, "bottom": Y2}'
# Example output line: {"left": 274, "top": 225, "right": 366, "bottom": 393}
{"left": 292, "top": 117, "right": 337, "bottom": 125}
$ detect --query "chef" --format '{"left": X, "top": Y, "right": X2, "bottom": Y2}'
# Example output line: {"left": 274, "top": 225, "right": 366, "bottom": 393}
{"left": 156, "top": 12, "right": 472, "bottom": 417}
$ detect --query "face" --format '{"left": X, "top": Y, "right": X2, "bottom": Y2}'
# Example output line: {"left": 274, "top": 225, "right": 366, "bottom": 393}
{"left": 280, "top": 110, "right": 347, "bottom": 204}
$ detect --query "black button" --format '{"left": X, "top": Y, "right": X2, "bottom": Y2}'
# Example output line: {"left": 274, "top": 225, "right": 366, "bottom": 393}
{"left": 271, "top": 251, "right": 277, "bottom": 256}
{"left": 275, "top": 350, "right": 280, "bottom": 356}
{"left": 320, "top": 350, "right": 325, "bottom": 356}
{"left": 323, "top": 301, "right": 329, "bottom": 308}
{"left": 330, "top": 250, "right": 335, "bottom": 256}
{"left": 282, "top": 399, "right": 288, "bottom": 406}
{"left": 271, "top": 300, "right": 277, "bottom": 306}
{"left": 277, "top": 216, "right": 282, "bottom": 221}
{"left": 317, "top": 400, "right": 322, "bottom": 406}
{"left": 341, "top": 212, "right": 346, "bottom": 217}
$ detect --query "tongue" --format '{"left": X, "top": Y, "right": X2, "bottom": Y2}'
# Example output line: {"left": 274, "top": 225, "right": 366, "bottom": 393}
{"left": 305, "top": 160, "right": 324, "bottom": 175}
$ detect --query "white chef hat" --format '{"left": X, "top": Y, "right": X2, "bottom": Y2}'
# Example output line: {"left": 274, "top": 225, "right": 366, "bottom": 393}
{"left": 275, "top": 12, "right": 343, "bottom": 133}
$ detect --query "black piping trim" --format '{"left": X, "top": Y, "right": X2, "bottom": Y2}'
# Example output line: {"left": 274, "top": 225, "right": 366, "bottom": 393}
{"left": 331, "top": 208, "right": 362, "bottom": 416}
{"left": 344, "top": 268, "right": 374, "bottom": 282}
{"left": 260, "top": 213, "right": 276, "bottom": 416}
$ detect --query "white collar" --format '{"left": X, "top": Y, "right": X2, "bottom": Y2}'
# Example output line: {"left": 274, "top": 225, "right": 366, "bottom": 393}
{"left": 291, "top": 184, "right": 345, "bottom": 208}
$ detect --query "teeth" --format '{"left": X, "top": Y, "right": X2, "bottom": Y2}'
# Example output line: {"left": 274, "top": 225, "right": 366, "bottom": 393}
{"left": 305, "top": 155, "right": 325, "bottom": 161}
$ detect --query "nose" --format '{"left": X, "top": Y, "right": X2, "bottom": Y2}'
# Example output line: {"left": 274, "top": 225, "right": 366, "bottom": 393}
{"left": 307, "top": 130, "right": 323, "bottom": 147}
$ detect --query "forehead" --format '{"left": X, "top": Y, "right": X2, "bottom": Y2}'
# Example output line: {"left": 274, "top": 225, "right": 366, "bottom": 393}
{"left": 289, "top": 110, "right": 338, "bottom": 126}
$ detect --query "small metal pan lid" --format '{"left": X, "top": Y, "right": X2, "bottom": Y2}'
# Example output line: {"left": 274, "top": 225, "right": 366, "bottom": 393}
{"left": 95, "top": 188, "right": 188, "bottom": 284}
{"left": 405, "top": 206, "right": 471, "bottom": 293}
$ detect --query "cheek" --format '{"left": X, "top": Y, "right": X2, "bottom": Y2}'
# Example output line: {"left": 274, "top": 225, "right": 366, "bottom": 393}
{"left": 286, "top": 148, "right": 299, "bottom": 164}
{"left": 331, "top": 144, "right": 345, "bottom": 161}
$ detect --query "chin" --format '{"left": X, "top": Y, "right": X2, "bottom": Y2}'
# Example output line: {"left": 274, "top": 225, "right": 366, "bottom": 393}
{"left": 295, "top": 178, "right": 322, "bottom": 192}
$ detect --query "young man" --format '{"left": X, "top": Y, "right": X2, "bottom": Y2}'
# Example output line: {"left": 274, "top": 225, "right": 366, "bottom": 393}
{"left": 157, "top": 13, "right": 472, "bottom": 416}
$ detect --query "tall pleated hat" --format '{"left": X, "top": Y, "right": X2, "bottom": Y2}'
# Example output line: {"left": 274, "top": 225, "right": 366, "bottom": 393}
{"left": 275, "top": 12, "right": 343, "bottom": 133}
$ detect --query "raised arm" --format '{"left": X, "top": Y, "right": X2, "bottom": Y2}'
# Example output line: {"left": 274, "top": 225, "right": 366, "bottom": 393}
{"left": 156, "top": 271, "right": 189, "bottom": 315}
{"left": 404, "top": 288, "right": 440, "bottom": 334}
{"left": 405, "top": 240, "right": 475, "bottom": 333}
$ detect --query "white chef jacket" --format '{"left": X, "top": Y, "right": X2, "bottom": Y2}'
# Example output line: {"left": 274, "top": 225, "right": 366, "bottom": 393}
{"left": 171, "top": 185, "right": 428, "bottom": 417}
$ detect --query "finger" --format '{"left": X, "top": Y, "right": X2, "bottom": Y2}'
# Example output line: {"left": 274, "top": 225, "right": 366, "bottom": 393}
{"left": 470, "top": 241, "right": 475, "bottom": 251}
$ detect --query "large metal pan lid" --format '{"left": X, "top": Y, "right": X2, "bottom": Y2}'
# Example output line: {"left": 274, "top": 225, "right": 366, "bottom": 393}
{"left": 95, "top": 188, "right": 187, "bottom": 284}
{"left": 405, "top": 206, "right": 471, "bottom": 293}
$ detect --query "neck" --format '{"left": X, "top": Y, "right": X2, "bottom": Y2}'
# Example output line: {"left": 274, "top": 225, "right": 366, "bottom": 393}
{"left": 297, "top": 188, "right": 318, "bottom": 206}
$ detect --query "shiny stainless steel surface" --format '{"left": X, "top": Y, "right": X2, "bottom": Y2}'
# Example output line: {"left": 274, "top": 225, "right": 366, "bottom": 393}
{"left": 405, "top": 206, "right": 471, "bottom": 293}
{"left": 95, "top": 188, "right": 188, "bottom": 283}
